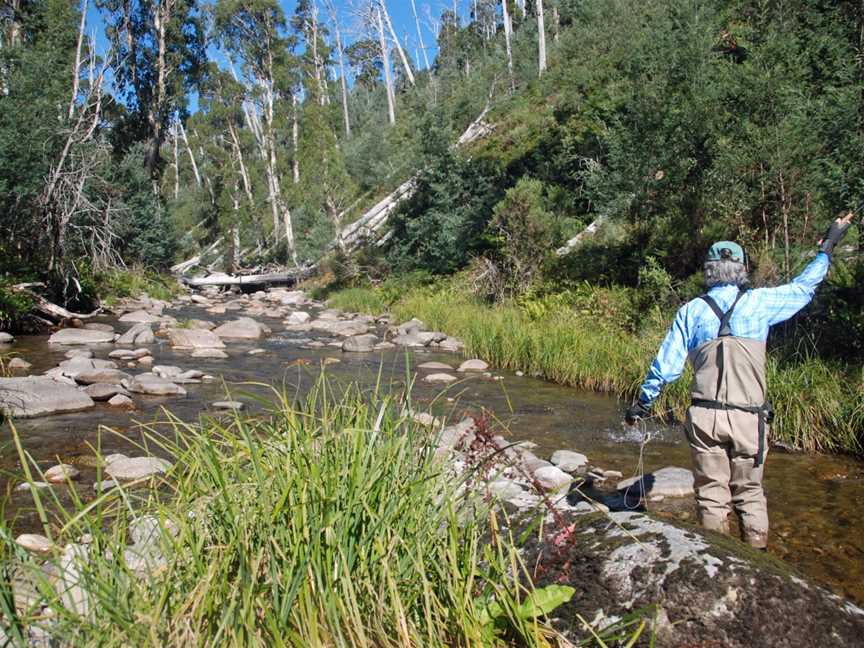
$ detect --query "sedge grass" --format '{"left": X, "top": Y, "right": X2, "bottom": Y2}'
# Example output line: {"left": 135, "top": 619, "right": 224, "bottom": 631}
{"left": 0, "top": 376, "right": 652, "bottom": 647}
{"left": 328, "top": 281, "right": 862, "bottom": 454}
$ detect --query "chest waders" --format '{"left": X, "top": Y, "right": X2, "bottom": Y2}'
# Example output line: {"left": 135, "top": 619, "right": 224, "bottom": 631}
{"left": 688, "top": 293, "right": 773, "bottom": 467}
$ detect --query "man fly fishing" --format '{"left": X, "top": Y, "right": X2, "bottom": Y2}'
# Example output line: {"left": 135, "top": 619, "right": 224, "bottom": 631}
{"left": 625, "top": 212, "right": 856, "bottom": 549}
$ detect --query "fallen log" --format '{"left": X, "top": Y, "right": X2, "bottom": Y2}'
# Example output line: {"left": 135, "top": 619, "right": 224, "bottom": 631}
{"left": 181, "top": 268, "right": 313, "bottom": 289}
{"left": 11, "top": 283, "right": 102, "bottom": 322}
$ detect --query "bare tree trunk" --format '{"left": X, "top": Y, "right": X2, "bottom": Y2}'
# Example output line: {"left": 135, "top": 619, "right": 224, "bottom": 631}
{"left": 310, "top": 2, "right": 329, "bottom": 105}
{"left": 292, "top": 92, "right": 300, "bottom": 184}
{"left": 227, "top": 120, "right": 253, "bottom": 205}
{"left": 68, "top": 0, "right": 87, "bottom": 120}
{"left": 380, "top": 0, "right": 415, "bottom": 86}
{"left": 517, "top": 0, "right": 526, "bottom": 19}
{"left": 178, "top": 121, "right": 201, "bottom": 187}
{"left": 325, "top": 0, "right": 352, "bottom": 137}
{"left": 536, "top": 0, "right": 547, "bottom": 76}
{"left": 377, "top": 7, "right": 396, "bottom": 125}
{"left": 410, "top": 0, "right": 430, "bottom": 70}
{"left": 553, "top": 5, "right": 560, "bottom": 42}
{"left": 172, "top": 124, "right": 179, "bottom": 199}
{"left": 502, "top": 0, "right": 515, "bottom": 92}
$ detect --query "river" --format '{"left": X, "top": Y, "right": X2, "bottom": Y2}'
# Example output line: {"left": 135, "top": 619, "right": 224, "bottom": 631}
{"left": 2, "top": 298, "right": 863, "bottom": 606}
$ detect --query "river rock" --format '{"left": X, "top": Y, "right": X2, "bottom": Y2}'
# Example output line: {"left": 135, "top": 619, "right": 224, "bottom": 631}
{"left": 533, "top": 465, "right": 573, "bottom": 492}
{"left": 213, "top": 317, "right": 271, "bottom": 340}
{"left": 119, "top": 310, "right": 161, "bottom": 324}
{"left": 0, "top": 377, "right": 95, "bottom": 417}
{"left": 44, "top": 464, "right": 80, "bottom": 483}
{"left": 93, "top": 478, "right": 119, "bottom": 492}
{"left": 74, "top": 369, "right": 131, "bottom": 385}
{"left": 417, "top": 362, "right": 454, "bottom": 371}
{"left": 458, "top": 359, "right": 489, "bottom": 372}
{"left": 85, "top": 383, "right": 129, "bottom": 401}
{"left": 393, "top": 333, "right": 429, "bottom": 348}
{"left": 152, "top": 365, "right": 182, "bottom": 379}
{"left": 125, "top": 374, "right": 187, "bottom": 397}
{"left": 105, "top": 456, "right": 172, "bottom": 481}
{"left": 190, "top": 295, "right": 211, "bottom": 306}
{"left": 310, "top": 319, "right": 368, "bottom": 337}
{"left": 117, "top": 323, "right": 152, "bottom": 345}
{"left": 398, "top": 318, "right": 426, "bottom": 335}
{"left": 488, "top": 479, "right": 526, "bottom": 500}
{"left": 48, "top": 329, "right": 115, "bottom": 345}
{"left": 7, "top": 357, "right": 31, "bottom": 370}
{"left": 84, "top": 322, "right": 115, "bottom": 333}
{"left": 191, "top": 348, "right": 229, "bottom": 359}
{"left": 617, "top": 466, "right": 695, "bottom": 498}
{"left": 438, "top": 337, "right": 465, "bottom": 353}
{"left": 167, "top": 328, "right": 225, "bottom": 349}
{"left": 248, "top": 348, "right": 266, "bottom": 356}
{"left": 212, "top": 400, "right": 244, "bottom": 411}
{"left": 423, "top": 373, "right": 458, "bottom": 384}
{"left": 15, "top": 481, "right": 50, "bottom": 492}
{"left": 58, "top": 357, "right": 117, "bottom": 377}
{"left": 286, "top": 311, "right": 311, "bottom": 325}
{"left": 551, "top": 450, "right": 589, "bottom": 472}
{"left": 0, "top": 332, "right": 13, "bottom": 343}
{"left": 278, "top": 291, "right": 307, "bottom": 306}
{"left": 342, "top": 334, "right": 379, "bottom": 352}
{"left": 16, "top": 534, "right": 54, "bottom": 555}
{"left": 107, "top": 394, "right": 135, "bottom": 409}
{"left": 374, "top": 341, "right": 396, "bottom": 351}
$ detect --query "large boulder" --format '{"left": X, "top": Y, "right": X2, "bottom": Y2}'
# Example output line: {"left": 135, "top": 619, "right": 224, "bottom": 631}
{"left": 0, "top": 377, "right": 95, "bottom": 417}
{"left": 48, "top": 329, "right": 115, "bottom": 345}
{"left": 166, "top": 328, "right": 225, "bottom": 349}
{"left": 526, "top": 511, "right": 864, "bottom": 647}
{"left": 117, "top": 323, "right": 155, "bottom": 345}
{"left": 213, "top": 317, "right": 271, "bottom": 340}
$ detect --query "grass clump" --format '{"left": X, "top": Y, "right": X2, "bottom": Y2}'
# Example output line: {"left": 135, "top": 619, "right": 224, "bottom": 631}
{"left": 328, "top": 278, "right": 862, "bottom": 454}
{"left": 1, "top": 379, "right": 593, "bottom": 647}
{"left": 81, "top": 266, "right": 181, "bottom": 306}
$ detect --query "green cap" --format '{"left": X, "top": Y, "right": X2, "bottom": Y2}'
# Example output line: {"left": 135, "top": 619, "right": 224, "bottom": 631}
{"left": 706, "top": 241, "right": 745, "bottom": 263}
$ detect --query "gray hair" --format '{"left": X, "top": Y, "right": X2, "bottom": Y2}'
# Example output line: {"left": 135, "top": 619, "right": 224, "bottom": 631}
{"left": 704, "top": 260, "right": 749, "bottom": 288}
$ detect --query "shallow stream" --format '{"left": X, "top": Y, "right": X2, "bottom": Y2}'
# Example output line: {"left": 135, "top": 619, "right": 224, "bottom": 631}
{"left": 2, "top": 301, "right": 863, "bottom": 605}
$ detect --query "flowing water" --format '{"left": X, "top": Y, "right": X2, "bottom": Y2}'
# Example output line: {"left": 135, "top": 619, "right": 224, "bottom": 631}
{"left": 2, "top": 302, "right": 863, "bottom": 606}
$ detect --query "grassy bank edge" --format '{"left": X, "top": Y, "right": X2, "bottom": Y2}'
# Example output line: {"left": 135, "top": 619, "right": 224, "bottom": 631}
{"left": 324, "top": 280, "right": 863, "bottom": 455}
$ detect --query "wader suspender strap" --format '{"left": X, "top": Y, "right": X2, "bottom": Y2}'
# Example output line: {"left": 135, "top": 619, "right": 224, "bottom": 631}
{"left": 694, "top": 291, "right": 768, "bottom": 467}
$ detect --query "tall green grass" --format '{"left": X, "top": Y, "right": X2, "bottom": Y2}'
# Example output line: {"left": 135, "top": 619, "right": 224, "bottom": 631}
{"left": 328, "top": 281, "right": 863, "bottom": 454}
{"left": 1, "top": 378, "right": 654, "bottom": 647}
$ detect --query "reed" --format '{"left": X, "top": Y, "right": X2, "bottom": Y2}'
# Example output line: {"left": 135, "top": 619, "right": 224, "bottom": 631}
{"left": 1, "top": 378, "right": 649, "bottom": 646}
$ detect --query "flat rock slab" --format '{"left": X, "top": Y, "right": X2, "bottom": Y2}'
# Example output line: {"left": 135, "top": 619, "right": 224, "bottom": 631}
{"left": 618, "top": 466, "right": 695, "bottom": 498}
{"left": 48, "top": 329, "right": 115, "bottom": 345}
{"left": 213, "top": 317, "right": 271, "bottom": 340}
{"left": 74, "top": 369, "right": 131, "bottom": 386}
{"left": 105, "top": 456, "right": 172, "bottom": 481}
{"left": 0, "top": 377, "right": 95, "bottom": 418}
{"left": 125, "top": 375, "right": 187, "bottom": 397}
{"left": 167, "top": 328, "right": 225, "bottom": 349}
{"left": 84, "top": 383, "right": 129, "bottom": 401}
{"left": 119, "top": 310, "right": 161, "bottom": 323}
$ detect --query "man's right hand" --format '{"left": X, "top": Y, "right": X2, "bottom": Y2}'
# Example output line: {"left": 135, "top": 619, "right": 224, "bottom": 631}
{"left": 819, "top": 212, "right": 855, "bottom": 255}
{"left": 625, "top": 401, "right": 651, "bottom": 426}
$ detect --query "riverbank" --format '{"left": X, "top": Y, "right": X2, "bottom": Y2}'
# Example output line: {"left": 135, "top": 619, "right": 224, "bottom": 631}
{"left": 323, "top": 277, "right": 863, "bottom": 455}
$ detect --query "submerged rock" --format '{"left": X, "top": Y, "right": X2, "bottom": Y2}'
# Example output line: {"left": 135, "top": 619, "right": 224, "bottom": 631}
{"left": 458, "top": 359, "right": 489, "bottom": 372}
{"left": 48, "top": 329, "right": 115, "bottom": 345}
{"left": 617, "top": 466, "right": 695, "bottom": 498}
{"left": 167, "top": 328, "right": 225, "bottom": 349}
{"left": 417, "top": 361, "right": 454, "bottom": 371}
{"left": 423, "top": 373, "right": 458, "bottom": 384}
{"left": 0, "top": 377, "right": 95, "bottom": 418}
{"left": 342, "top": 334, "right": 379, "bottom": 352}
{"left": 105, "top": 456, "right": 172, "bottom": 481}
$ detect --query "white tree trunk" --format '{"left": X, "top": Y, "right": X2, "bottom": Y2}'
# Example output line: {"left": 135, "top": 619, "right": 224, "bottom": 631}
{"left": 536, "top": 0, "right": 547, "bottom": 75}
{"left": 178, "top": 121, "right": 201, "bottom": 187}
{"left": 381, "top": 0, "right": 415, "bottom": 86}
{"left": 227, "top": 120, "right": 254, "bottom": 205}
{"left": 502, "top": 0, "right": 515, "bottom": 92}
{"left": 292, "top": 92, "right": 300, "bottom": 184}
{"left": 329, "top": 5, "right": 352, "bottom": 137}
{"left": 410, "top": 0, "right": 430, "bottom": 69}
{"left": 377, "top": 7, "right": 396, "bottom": 125}
{"left": 172, "top": 124, "right": 179, "bottom": 199}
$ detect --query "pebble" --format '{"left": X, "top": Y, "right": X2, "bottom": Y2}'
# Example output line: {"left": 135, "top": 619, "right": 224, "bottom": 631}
{"left": 16, "top": 533, "right": 54, "bottom": 554}
{"left": 108, "top": 394, "right": 135, "bottom": 409}
{"left": 44, "top": 464, "right": 81, "bottom": 484}
{"left": 14, "top": 481, "right": 51, "bottom": 492}
{"left": 515, "top": 371, "right": 524, "bottom": 377}
{"left": 248, "top": 348, "right": 267, "bottom": 355}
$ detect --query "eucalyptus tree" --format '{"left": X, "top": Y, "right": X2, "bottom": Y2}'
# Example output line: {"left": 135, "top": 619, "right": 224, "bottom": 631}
{"left": 97, "top": 0, "right": 206, "bottom": 181}
{"left": 214, "top": 0, "right": 298, "bottom": 263}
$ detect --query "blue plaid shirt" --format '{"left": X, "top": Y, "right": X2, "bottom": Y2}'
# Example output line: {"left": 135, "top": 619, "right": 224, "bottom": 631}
{"left": 639, "top": 252, "right": 832, "bottom": 406}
